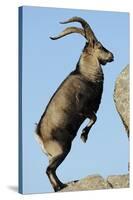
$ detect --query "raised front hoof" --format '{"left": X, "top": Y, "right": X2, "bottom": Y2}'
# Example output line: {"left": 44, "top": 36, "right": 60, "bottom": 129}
{"left": 54, "top": 183, "right": 67, "bottom": 192}
{"left": 80, "top": 133, "right": 88, "bottom": 143}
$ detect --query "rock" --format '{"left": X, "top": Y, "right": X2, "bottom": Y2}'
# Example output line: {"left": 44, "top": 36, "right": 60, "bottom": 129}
{"left": 107, "top": 174, "right": 129, "bottom": 188}
{"left": 60, "top": 175, "right": 109, "bottom": 192}
{"left": 114, "top": 65, "right": 129, "bottom": 137}
{"left": 60, "top": 174, "right": 129, "bottom": 192}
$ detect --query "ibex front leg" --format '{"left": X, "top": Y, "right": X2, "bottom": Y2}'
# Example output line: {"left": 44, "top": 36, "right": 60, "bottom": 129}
{"left": 81, "top": 112, "right": 97, "bottom": 143}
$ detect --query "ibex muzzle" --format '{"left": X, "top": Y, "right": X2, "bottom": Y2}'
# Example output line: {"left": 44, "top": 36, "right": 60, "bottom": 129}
{"left": 36, "top": 16, "right": 114, "bottom": 192}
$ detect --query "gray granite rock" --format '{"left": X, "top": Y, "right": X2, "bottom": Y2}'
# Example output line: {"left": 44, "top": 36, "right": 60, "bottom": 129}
{"left": 107, "top": 174, "right": 129, "bottom": 188}
{"left": 60, "top": 174, "right": 129, "bottom": 192}
{"left": 114, "top": 65, "right": 129, "bottom": 137}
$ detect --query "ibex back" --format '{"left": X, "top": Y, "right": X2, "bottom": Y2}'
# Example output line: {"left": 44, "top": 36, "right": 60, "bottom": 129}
{"left": 36, "top": 17, "right": 114, "bottom": 192}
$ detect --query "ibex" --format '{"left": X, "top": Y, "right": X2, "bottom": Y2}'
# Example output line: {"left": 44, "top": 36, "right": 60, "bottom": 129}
{"left": 36, "top": 17, "right": 114, "bottom": 192}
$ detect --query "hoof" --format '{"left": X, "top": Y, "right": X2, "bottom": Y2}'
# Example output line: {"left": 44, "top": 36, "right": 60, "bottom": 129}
{"left": 80, "top": 133, "right": 88, "bottom": 143}
{"left": 54, "top": 183, "right": 67, "bottom": 192}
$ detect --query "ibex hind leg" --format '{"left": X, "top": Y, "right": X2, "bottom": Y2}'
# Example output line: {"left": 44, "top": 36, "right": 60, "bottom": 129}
{"left": 46, "top": 142, "right": 71, "bottom": 192}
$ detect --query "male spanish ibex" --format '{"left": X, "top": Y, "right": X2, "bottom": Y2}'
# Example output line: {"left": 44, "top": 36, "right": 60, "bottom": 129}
{"left": 36, "top": 17, "right": 114, "bottom": 192}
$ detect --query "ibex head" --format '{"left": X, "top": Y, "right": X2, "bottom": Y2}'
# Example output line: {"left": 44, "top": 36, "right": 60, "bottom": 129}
{"left": 50, "top": 17, "right": 114, "bottom": 65}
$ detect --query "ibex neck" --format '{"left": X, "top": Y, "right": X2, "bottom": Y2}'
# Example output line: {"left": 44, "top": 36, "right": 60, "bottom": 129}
{"left": 78, "top": 53, "right": 104, "bottom": 82}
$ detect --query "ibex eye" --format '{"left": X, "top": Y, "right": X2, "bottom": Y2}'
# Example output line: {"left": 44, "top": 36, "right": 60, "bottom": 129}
{"left": 96, "top": 42, "right": 102, "bottom": 48}
{"left": 99, "top": 46, "right": 103, "bottom": 49}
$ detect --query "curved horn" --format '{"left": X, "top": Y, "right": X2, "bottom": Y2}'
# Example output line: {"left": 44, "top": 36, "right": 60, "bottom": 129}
{"left": 50, "top": 27, "right": 85, "bottom": 40}
{"left": 60, "top": 16, "right": 97, "bottom": 41}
